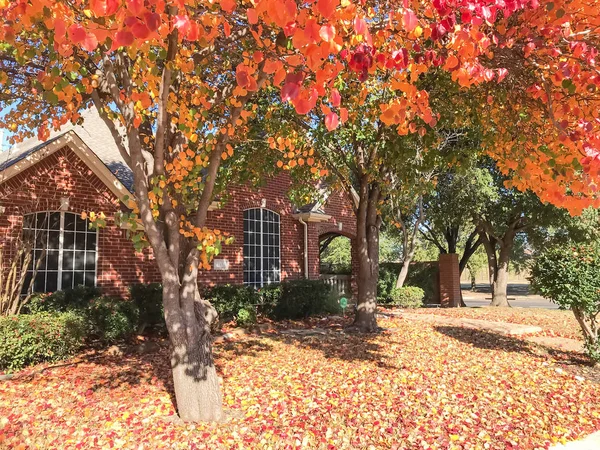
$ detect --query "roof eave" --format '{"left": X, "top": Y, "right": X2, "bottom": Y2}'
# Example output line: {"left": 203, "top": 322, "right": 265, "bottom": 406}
{"left": 0, "top": 131, "right": 133, "bottom": 204}
{"left": 292, "top": 212, "right": 332, "bottom": 223}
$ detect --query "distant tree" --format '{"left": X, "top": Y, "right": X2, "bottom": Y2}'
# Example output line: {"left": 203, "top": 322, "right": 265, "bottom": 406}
{"left": 420, "top": 166, "right": 496, "bottom": 275}
{"left": 475, "top": 164, "right": 570, "bottom": 306}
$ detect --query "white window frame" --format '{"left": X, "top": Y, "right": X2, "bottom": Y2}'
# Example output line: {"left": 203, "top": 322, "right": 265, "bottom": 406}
{"left": 22, "top": 211, "right": 98, "bottom": 293}
{"left": 243, "top": 208, "right": 281, "bottom": 288}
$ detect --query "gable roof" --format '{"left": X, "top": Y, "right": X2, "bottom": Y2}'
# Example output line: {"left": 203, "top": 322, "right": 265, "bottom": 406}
{"left": 0, "top": 109, "right": 134, "bottom": 192}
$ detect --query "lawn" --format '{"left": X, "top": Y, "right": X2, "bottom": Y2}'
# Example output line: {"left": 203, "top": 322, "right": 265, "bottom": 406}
{"left": 1, "top": 313, "right": 599, "bottom": 450}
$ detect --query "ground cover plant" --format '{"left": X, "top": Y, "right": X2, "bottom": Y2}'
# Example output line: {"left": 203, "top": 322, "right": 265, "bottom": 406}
{"left": 1, "top": 314, "right": 599, "bottom": 450}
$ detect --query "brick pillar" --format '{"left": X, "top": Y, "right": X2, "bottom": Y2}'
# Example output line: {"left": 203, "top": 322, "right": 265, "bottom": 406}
{"left": 307, "top": 224, "right": 320, "bottom": 280}
{"left": 438, "top": 253, "right": 461, "bottom": 307}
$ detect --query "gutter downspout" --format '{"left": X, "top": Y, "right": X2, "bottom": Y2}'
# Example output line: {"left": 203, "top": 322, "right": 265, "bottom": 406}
{"left": 298, "top": 217, "right": 309, "bottom": 279}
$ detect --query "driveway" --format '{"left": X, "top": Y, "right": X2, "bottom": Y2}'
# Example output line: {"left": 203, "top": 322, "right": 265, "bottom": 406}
{"left": 461, "top": 283, "right": 559, "bottom": 310}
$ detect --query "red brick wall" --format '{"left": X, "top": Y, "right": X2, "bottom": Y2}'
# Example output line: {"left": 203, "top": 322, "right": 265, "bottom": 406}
{"left": 0, "top": 147, "right": 356, "bottom": 297}
{"left": 0, "top": 147, "right": 159, "bottom": 298}
{"left": 201, "top": 173, "right": 305, "bottom": 285}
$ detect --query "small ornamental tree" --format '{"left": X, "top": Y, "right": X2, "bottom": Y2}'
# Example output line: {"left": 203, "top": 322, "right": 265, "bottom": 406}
{"left": 530, "top": 244, "right": 600, "bottom": 361}
{"left": 0, "top": 0, "right": 384, "bottom": 421}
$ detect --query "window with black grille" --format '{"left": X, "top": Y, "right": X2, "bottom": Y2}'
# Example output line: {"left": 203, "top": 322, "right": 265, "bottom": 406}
{"left": 22, "top": 212, "right": 97, "bottom": 293}
{"left": 243, "top": 208, "right": 280, "bottom": 287}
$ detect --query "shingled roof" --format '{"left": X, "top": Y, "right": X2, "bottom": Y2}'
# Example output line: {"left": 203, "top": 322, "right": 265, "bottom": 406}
{"left": 0, "top": 109, "right": 133, "bottom": 191}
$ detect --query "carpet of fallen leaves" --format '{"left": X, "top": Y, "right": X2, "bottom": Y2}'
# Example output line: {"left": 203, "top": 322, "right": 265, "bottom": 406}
{"left": 1, "top": 315, "right": 599, "bottom": 450}
{"left": 407, "top": 307, "right": 582, "bottom": 340}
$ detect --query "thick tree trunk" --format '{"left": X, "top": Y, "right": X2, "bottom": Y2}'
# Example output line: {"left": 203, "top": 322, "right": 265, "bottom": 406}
{"left": 162, "top": 271, "right": 223, "bottom": 422}
{"left": 355, "top": 263, "right": 379, "bottom": 331}
{"left": 171, "top": 334, "right": 222, "bottom": 422}
{"left": 479, "top": 225, "right": 514, "bottom": 308}
{"left": 353, "top": 179, "right": 381, "bottom": 332}
{"left": 490, "top": 265, "right": 510, "bottom": 307}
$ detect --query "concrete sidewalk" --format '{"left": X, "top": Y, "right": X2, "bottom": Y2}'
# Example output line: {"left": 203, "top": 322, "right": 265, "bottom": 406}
{"left": 550, "top": 432, "right": 600, "bottom": 449}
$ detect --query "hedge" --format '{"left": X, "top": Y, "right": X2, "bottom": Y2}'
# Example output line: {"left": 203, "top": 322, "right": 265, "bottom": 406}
{"left": 0, "top": 312, "right": 86, "bottom": 372}
{"left": 378, "top": 262, "right": 438, "bottom": 304}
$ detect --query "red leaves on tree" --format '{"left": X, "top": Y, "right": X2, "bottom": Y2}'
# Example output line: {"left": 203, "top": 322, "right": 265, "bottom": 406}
{"left": 144, "top": 12, "right": 161, "bottom": 32}
{"left": 247, "top": 8, "right": 258, "bottom": 24}
{"left": 325, "top": 112, "right": 339, "bottom": 130}
{"left": 329, "top": 88, "right": 341, "bottom": 107}
{"left": 115, "top": 30, "right": 134, "bottom": 47}
{"left": 236, "top": 64, "right": 258, "bottom": 91}
{"left": 348, "top": 44, "right": 374, "bottom": 82}
{"left": 67, "top": 24, "right": 86, "bottom": 43}
{"left": 353, "top": 17, "right": 367, "bottom": 35}
{"left": 90, "top": 0, "right": 119, "bottom": 17}
{"left": 317, "top": 0, "right": 339, "bottom": 19}
{"left": 126, "top": 0, "right": 144, "bottom": 16}
{"left": 319, "top": 24, "right": 336, "bottom": 42}
{"left": 402, "top": 9, "right": 418, "bottom": 32}
{"left": 220, "top": 0, "right": 236, "bottom": 13}
{"left": 281, "top": 72, "right": 304, "bottom": 102}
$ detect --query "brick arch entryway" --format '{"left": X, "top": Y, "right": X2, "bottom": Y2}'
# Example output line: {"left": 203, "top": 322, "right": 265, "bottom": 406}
{"left": 317, "top": 227, "right": 358, "bottom": 301}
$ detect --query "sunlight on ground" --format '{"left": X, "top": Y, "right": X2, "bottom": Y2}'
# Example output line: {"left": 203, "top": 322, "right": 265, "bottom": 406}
{"left": 1, "top": 315, "right": 599, "bottom": 449}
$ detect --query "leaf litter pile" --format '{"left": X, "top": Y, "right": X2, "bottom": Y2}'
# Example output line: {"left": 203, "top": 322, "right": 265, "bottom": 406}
{"left": 1, "top": 314, "right": 599, "bottom": 449}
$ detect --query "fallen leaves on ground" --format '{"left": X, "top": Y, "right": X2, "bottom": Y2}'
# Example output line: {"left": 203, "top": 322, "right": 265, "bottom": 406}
{"left": 1, "top": 316, "right": 599, "bottom": 449}
{"left": 407, "top": 307, "right": 582, "bottom": 340}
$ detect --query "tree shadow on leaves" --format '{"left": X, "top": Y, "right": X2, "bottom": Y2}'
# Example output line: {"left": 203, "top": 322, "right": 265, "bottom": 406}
{"left": 217, "top": 339, "right": 274, "bottom": 358}
{"left": 434, "top": 326, "right": 593, "bottom": 367}
{"left": 265, "top": 331, "right": 398, "bottom": 369}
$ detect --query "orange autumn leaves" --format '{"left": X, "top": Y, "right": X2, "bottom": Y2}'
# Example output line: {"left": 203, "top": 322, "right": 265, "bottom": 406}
{"left": 0, "top": 0, "right": 599, "bottom": 214}
{"left": 2, "top": 314, "right": 600, "bottom": 449}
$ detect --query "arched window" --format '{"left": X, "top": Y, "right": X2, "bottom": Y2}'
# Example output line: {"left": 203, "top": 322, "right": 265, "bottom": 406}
{"left": 22, "top": 211, "right": 97, "bottom": 293}
{"left": 243, "top": 208, "right": 280, "bottom": 287}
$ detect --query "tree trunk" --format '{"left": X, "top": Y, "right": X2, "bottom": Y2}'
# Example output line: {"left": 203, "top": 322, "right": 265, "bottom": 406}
{"left": 458, "top": 230, "right": 482, "bottom": 276}
{"left": 171, "top": 334, "right": 222, "bottom": 422}
{"left": 162, "top": 267, "right": 223, "bottom": 422}
{"left": 479, "top": 225, "right": 514, "bottom": 308}
{"left": 355, "top": 259, "right": 379, "bottom": 331}
{"left": 395, "top": 259, "right": 410, "bottom": 289}
{"left": 490, "top": 265, "right": 510, "bottom": 307}
{"left": 353, "top": 179, "right": 381, "bottom": 332}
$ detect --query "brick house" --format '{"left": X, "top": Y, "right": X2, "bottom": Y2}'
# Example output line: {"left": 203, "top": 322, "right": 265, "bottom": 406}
{"left": 0, "top": 110, "right": 357, "bottom": 299}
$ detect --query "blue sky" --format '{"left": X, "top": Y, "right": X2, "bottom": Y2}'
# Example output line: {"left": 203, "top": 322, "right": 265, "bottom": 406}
{"left": 0, "top": 107, "right": 14, "bottom": 151}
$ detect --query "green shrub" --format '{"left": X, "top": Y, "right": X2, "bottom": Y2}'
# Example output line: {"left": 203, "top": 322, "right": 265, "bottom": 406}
{"left": 390, "top": 286, "right": 424, "bottom": 308}
{"left": 377, "top": 265, "right": 397, "bottom": 304}
{"left": 0, "top": 312, "right": 86, "bottom": 372}
{"left": 130, "top": 283, "right": 164, "bottom": 327}
{"left": 271, "top": 280, "right": 339, "bottom": 320}
{"left": 203, "top": 284, "right": 261, "bottom": 325}
{"left": 85, "top": 297, "right": 140, "bottom": 343}
{"left": 406, "top": 262, "right": 438, "bottom": 304}
{"left": 25, "top": 286, "right": 101, "bottom": 314}
{"left": 236, "top": 308, "right": 257, "bottom": 327}
{"left": 378, "top": 262, "right": 438, "bottom": 304}
{"left": 530, "top": 244, "right": 600, "bottom": 361}
{"left": 257, "top": 283, "right": 282, "bottom": 318}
